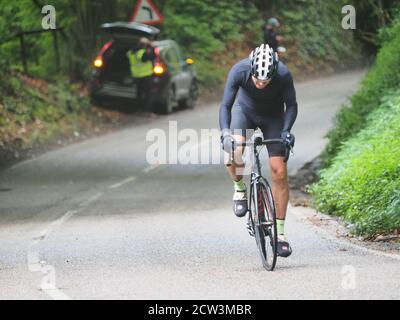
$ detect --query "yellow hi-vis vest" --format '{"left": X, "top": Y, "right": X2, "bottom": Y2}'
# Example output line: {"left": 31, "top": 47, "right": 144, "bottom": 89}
{"left": 128, "top": 49, "right": 153, "bottom": 78}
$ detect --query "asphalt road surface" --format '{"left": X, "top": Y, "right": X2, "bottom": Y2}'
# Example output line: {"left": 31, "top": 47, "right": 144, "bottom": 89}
{"left": 1, "top": 70, "right": 399, "bottom": 300}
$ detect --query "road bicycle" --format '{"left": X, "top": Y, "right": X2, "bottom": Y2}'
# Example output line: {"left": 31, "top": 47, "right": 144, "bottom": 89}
{"left": 230, "top": 135, "right": 291, "bottom": 271}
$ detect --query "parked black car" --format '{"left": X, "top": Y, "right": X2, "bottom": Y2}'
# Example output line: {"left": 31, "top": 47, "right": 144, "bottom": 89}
{"left": 90, "top": 22, "right": 198, "bottom": 114}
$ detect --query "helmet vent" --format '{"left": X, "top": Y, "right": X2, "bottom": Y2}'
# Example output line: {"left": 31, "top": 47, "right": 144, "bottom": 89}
{"left": 249, "top": 43, "right": 277, "bottom": 81}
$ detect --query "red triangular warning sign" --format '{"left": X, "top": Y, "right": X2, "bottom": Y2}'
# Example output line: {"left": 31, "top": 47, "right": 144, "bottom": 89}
{"left": 131, "top": 0, "right": 164, "bottom": 25}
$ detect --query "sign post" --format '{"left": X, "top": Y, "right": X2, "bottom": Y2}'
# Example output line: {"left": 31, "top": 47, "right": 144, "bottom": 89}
{"left": 131, "top": 0, "right": 164, "bottom": 25}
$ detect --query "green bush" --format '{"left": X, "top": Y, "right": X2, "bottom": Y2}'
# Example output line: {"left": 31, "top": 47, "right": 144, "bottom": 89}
{"left": 0, "top": 70, "right": 92, "bottom": 148}
{"left": 311, "top": 92, "right": 400, "bottom": 236}
{"left": 322, "top": 13, "right": 400, "bottom": 165}
{"left": 1, "top": 0, "right": 362, "bottom": 87}
{"left": 162, "top": 0, "right": 262, "bottom": 86}
{"left": 279, "top": 0, "right": 358, "bottom": 73}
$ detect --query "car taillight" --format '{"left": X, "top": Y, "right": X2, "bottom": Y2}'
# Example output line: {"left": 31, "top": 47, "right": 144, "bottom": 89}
{"left": 94, "top": 57, "right": 103, "bottom": 68}
{"left": 153, "top": 64, "right": 165, "bottom": 75}
{"left": 153, "top": 48, "right": 165, "bottom": 75}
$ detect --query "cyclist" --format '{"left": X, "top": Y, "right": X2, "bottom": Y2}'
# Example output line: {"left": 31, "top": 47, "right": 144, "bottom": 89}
{"left": 262, "top": 17, "right": 283, "bottom": 52}
{"left": 219, "top": 43, "right": 297, "bottom": 257}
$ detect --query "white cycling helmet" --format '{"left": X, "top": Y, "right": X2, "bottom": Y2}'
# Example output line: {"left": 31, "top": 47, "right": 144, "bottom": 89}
{"left": 249, "top": 43, "right": 279, "bottom": 81}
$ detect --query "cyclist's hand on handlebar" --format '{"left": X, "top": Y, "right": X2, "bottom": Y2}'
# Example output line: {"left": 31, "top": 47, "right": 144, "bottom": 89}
{"left": 281, "top": 131, "right": 295, "bottom": 163}
{"left": 220, "top": 129, "right": 234, "bottom": 153}
{"left": 281, "top": 131, "right": 295, "bottom": 148}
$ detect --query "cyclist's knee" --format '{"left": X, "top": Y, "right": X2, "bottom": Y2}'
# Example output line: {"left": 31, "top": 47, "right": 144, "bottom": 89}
{"left": 272, "top": 171, "right": 286, "bottom": 183}
{"left": 270, "top": 160, "right": 287, "bottom": 182}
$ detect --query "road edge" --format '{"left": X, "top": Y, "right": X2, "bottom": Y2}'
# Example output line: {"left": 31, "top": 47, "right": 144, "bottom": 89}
{"left": 288, "top": 204, "right": 400, "bottom": 260}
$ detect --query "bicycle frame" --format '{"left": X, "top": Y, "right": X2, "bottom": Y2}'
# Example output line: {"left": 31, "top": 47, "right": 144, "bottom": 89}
{"left": 248, "top": 143, "right": 263, "bottom": 217}
{"left": 232, "top": 136, "right": 283, "bottom": 190}
{"left": 231, "top": 136, "right": 284, "bottom": 270}
{"left": 246, "top": 139, "right": 277, "bottom": 225}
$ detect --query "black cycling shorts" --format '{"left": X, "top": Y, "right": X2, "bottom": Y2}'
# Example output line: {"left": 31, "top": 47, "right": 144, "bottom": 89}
{"left": 230, "top": 104, "right": 286, "bottom": 157}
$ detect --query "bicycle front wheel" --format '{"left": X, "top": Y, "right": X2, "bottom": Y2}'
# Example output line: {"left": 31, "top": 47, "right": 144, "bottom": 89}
{"left": 251, "top": 179, "right": 278, "bottom": 271}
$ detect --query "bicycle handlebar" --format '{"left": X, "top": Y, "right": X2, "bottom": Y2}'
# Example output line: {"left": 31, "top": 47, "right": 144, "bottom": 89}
{"left": 229, "top": 137, "right": 293, "bottom": 163}
{"left": 236, "top": 137, "right": 284, "bottom": 147}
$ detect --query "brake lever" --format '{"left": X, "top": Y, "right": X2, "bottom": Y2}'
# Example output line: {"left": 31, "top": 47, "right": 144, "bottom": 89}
{"left": 284, "top": 144, "right": 292, "bottom": 163}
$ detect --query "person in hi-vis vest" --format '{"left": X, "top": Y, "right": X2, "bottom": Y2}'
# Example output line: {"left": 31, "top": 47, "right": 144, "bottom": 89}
{"left": 127, "top": 37, "right": 156, "bottom": 111}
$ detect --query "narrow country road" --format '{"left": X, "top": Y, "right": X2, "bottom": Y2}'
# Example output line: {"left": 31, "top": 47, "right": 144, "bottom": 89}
{"left": 1, "top": 70, "right": 399, "bottom": 300}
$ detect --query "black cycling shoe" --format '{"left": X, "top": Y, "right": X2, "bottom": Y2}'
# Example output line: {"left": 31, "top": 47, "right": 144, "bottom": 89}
{"left": 233, "top": 190, "right": 248, "bottom": 218}
{"left": 277, "top": 236, "right": 292, "bottom": 258}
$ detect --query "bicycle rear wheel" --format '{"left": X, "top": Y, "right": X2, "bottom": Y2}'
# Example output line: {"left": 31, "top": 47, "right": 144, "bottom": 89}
{"left": 251, "top": 179, "right": 278, "bottom": 271}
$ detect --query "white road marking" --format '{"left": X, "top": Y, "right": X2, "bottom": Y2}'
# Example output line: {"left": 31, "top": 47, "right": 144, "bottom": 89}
{"left": 109, "top": 176, "right": 136, "bottom": 189}
{"left": 25, "top": 162, "right": 161, "bottom": 300}
{"left": 36, "top": 210, "right": 79, "bottom": 241}
{"left": 27, "top": 193, "right": 104, "bottom": 300}
{"left": 143, "top": 162, "right": 160, "bottom": 173}
{"left": 289, "top": 204, "right": 400, "bottom": 261}
{"left": 51, "top": 210, "right": 78, "bottom": 227}
{"left": 79, "top": 193, "right": 103, "bottom": 208}
{"left": 38, "top": 229, "right": 49, "bottom": 240}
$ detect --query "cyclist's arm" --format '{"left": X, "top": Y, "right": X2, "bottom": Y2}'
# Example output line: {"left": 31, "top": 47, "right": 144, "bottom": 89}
{"left": 281, "top": 72, "right": 298, "bottom": 132}
{"left": 219, "top": 65, "right": 242, "bottom": 130}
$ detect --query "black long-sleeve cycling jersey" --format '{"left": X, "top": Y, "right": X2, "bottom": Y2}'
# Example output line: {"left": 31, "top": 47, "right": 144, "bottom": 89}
{"left": 219, "top": 59, "right": 298, "bottom": 133}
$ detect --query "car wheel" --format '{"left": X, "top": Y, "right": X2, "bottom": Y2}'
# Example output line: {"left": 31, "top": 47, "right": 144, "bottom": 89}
{"left": 157, "top": 85, "right": 175, "bottom": 114}
{"left": 179, "top": 80, "right": 198, "bottom": 109}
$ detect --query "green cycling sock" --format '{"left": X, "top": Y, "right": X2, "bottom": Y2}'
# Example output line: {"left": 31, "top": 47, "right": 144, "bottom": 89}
{"left": 233, "top": 179, "right": 246, "bottom": 192}
{"left": 277, "top": 219, "right": 285, "bottom": 236}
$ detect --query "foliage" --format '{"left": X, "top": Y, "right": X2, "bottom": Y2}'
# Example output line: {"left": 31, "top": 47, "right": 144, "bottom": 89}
{"left": 311, "top": 92, "right": 400, "bottom": 236}
{"left": 321, "top": 13, "right": 400, "bottom": 165}
{"left": 0, "top": 70, "right": 91, "bottom": 148}
{"left": 351, "top": 0, "right": 400, "bottom": 54}
{"left": 161, "top": 0, "right": 262, "bottom": 85}
{"left": 0, "top": 0, "right": 363, "bottom": 86}
{"left": 1, "top": 0, "right": 399, "bottom": 85}
{"left": 0, "top": 0, "right": 138, "bottom": 81}
{"left": 312, "top": 11, "right": 400, "bottom": 237}
{"left": 276, "top": 0, "right": 358, "bottom": 74}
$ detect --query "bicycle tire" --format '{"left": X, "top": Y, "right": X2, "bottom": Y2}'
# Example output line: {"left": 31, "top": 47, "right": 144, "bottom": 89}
{"left": 251, "top": 179, "right": 278, "bottom": 271}
{"left": 260, "top": 178, "right": 278, "bottom": 269}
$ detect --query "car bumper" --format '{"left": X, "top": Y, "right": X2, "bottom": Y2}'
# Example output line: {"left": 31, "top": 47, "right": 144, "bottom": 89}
{"left": 90, "top": 76, "right": 168, "bottom": 101}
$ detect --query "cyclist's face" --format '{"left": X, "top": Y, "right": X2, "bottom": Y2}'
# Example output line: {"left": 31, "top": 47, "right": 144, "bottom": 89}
{"left": 252, "top": 76, "right": 271, "bottom": 89}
